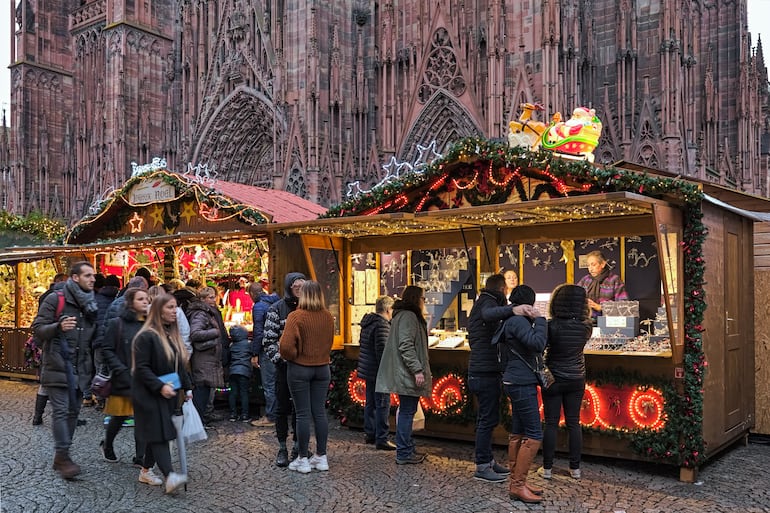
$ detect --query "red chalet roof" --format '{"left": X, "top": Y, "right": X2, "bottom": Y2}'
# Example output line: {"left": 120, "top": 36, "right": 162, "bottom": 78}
{"left": 201, "top": 177, "right": 327, "bottom": 223}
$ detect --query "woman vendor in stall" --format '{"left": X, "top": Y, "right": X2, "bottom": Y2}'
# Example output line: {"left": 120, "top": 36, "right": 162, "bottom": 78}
{"left": 576, "top": 250, "right": 628, "bottom": 317}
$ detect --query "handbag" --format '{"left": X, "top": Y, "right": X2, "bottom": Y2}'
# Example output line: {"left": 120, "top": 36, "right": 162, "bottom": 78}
{"left": 181, "top": 400, "right": 208, "bottom": 443}
{"left": 91, "top": 368, "right": 112, "bottom": 399}
{"left": 507, "top": 345, "right": 555, "bottom": 390}
{"left": 396, "top": 401, "right": 426, "bottom": 432}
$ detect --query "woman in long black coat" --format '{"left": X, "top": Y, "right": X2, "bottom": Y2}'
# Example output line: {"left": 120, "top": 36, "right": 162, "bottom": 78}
{"left": 187, "top": 287, "right": 228, "bottom": 421}
{"left": 100, "top": 287, "right": 149, "bottom": 465}
{"left": 132, "top": 293, "right": 192, "bottom": 494}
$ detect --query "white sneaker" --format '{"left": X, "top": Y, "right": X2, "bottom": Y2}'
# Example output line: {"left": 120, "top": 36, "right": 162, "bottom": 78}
{"left": 570, "top": 468, "right": 581, "bottom": 479}
{"left": 309, "top": 454, "right": 329, "bottom": 471}
{"left": 288, "top": 456, "right": 312, "bottom": 473}
{"left": 138, "top": 468, "right": 163, "bottom": 486}
{"left": 538, "top": 466, "right": 552, "bottom": 479}
{"left": 165, "top": 472, "right": 188, "bottom": 494}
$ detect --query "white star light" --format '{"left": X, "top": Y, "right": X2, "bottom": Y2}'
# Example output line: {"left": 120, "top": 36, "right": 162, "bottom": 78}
{"left": 414, "top": 140, "right": 443, "bottom": 172}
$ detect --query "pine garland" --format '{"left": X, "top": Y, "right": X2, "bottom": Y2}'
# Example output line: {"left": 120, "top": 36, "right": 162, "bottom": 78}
{"left": 324, "top": 137, "right": 708, "bottom": 467}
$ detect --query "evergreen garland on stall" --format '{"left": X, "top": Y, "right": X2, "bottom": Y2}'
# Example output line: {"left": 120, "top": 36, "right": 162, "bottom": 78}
{"left": 324, "top": 137, "right": 708, "bottom": 468}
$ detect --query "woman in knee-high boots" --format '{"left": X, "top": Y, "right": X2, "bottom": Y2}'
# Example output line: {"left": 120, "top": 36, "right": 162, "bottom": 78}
{"left": 497, "top": 285, "right": 547, "bottom": 504}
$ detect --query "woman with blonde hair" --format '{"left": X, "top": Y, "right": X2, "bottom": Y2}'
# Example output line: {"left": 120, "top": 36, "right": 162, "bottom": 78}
{"left": 132, "top": 293, "right": 192, "bottom": 494}
{"left": 279, "top": 280, "right": 335, "bottom": 473}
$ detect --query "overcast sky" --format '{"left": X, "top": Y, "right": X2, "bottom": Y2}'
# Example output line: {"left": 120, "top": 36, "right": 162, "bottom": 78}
{"left": 0, "top": 3, "right": 769, "bottom": 126}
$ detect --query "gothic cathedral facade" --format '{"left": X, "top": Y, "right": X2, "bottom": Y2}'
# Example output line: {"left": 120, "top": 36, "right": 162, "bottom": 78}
{"left": 4, "top": 0, "right": 769, "bottom": 222}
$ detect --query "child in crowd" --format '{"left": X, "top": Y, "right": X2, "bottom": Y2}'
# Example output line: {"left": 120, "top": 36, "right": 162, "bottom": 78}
{"left": 227, "top": 325, "right": 252, "bottom": 422}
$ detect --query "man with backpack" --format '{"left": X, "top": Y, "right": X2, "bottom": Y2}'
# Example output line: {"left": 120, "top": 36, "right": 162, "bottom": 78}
{"left": 32, "top": 262, "right": 99, "bottom": 479}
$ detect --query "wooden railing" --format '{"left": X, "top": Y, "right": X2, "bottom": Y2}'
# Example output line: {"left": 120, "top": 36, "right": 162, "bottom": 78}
{"left": 0, "top": 328, "right": 37, "bottom": 379}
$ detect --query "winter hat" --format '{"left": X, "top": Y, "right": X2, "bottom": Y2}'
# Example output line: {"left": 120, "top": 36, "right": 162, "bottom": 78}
{"left": 549, "top": 284, "right": 588, "bottom": 319}
{"left": 229, "top": 325, "right": 249, "bottom": 342}
{"left": 509, "top": 285, "right": 536, "bottom": 306}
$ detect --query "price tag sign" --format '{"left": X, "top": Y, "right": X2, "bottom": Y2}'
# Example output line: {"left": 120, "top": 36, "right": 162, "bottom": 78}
{"left": 674, "top": 367, "right": 684, "bottom": 379}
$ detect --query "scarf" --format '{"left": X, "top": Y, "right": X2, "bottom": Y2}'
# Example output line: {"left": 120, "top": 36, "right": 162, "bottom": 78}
{"left": 65, "top": 278, "right": 98, "bottom": 321}
{"left": 584, "top": 267, "right": 610, "bottom": 303}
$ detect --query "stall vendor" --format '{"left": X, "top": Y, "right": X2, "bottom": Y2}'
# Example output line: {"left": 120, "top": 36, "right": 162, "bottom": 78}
{"left": 576, "top": 250, "right": 628, "bottom": 316}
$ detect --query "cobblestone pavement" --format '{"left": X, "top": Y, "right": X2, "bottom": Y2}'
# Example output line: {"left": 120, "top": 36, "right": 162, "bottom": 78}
{"left": 1, "top": 379, "right": 769, "bottom": 513}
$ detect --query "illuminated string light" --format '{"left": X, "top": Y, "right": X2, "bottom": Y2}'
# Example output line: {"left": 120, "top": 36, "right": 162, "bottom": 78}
{"left": 452, "top": 171, "right": 478, "bottom": 190}
{"left": 347, "top": 370, "right": 367, "bottom": 406}
{"left": 628, "top": 387, "right": 666, "bottom": 431}
{"left": 428, "top": 374, "right": 466, "bottom": 413}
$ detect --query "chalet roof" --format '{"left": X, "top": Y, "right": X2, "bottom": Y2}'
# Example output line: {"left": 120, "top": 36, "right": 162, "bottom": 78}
{"left": 205, "top": 176, "right": 327, "bottom": 223}
{"left": 66, "top": 169, "right": 326, "bottom": 244}
{"left": 613, "top": 160, "right": 770, "bottom": 213}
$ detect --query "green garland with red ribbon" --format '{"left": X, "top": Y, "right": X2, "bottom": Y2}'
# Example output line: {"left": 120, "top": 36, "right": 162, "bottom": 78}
{"left": 325, "top": 137, "right": 708, "bottom": 468}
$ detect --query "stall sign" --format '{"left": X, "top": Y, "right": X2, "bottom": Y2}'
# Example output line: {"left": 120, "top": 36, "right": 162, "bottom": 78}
{"left": 128, "top": 179, "right": 176, "bottom": 205}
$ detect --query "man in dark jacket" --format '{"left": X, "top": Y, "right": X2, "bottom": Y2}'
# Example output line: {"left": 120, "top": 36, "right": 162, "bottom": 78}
{"left": 248, "top": 281, "right": 280, "bottom": 427}
{"left": 357, "top": 295, "right": 395, "bottom": 450}
{"left": 262, "top": 272, "right": 305, "bottom": 467}
{"left": 32, "top": 261, "right": 99, "bottom": 479}
{"left": 467, "top": 274, "right": 536, "bottom": 482}
{"left": 83, "top": 274, "right": 121, "bottom": 407}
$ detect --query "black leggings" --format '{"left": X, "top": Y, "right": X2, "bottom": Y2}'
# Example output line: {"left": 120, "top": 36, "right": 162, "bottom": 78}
{"left": 105, "top": 415, "right": 145, "bottom": 460}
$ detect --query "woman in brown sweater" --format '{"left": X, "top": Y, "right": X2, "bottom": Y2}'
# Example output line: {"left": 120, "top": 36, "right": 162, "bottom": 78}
{"left": 279, "top": 280, "right": 335, "bottom": 473}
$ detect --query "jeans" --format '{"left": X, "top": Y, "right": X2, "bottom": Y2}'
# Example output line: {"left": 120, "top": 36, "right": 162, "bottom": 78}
{"left": 259, "top": 349, "right": 277, "bottom": 420}
{"left": 287, "top": 362, "right": 330, "bottom": 458}
{"left": 542, "top": 378, "right": 585, "bottom": 469}
{"left": 228, "top": 374, "right": 250, "bottom": 417}
{"left": 274, "top": 360, "right": 296, "bottom": 445}
{"left": 364, "top": 379, "right": 391, "bottom": 445}
{"left": 192, "top": 385, "right": 211, "bottom": 421}
{"left": 468, "top": 374, "right": 502, "bottom": 465}
{"left": 395, "top": 394, "right": 419, "bottom": 460}
{"left": 47, "top": 385, "right": 83, "bottom": 451}
{"left": 504, "top": 383, "right": 542, "bottom": 441}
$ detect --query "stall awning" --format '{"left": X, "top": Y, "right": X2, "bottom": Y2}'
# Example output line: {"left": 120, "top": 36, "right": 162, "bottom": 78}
{"left": 0, "top": 229, "right": 264, "bottom": 265}
{"left": 273, "top": 192, "right": 665, "bottom": 238}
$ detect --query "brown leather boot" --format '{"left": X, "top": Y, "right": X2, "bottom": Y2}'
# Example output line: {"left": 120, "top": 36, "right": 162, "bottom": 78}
{"left": 508, "top": 438, "right": 543, "bottom": 503}
{"left": 508, "top": 434, "right": 543, "bottom": 496}
{"left": 53, "top": 450, "right": 81, "bottom": 479}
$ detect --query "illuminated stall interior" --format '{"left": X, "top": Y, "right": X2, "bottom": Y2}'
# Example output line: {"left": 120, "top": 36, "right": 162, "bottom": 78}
{"left": 0, "top": 163, "right": 325, "bottom": 378}
{"left": 274, "top": 132, "right": 762, "bottom": 481}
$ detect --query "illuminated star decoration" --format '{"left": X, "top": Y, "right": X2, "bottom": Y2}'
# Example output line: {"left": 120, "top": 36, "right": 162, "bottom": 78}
{"left": 128, "top": 212, "right": 144, "bottom": 233}
{"left": 345, "top": 142, "right": 442, "bottom": 199}
{"left": 88, "top": 186, "right": 115, "bottom": 215}
{"left": 187, "top": 162, "right": 219, "bottom": 186}
{"left": 414, "top": 140, "right": 443, "bottom": 172}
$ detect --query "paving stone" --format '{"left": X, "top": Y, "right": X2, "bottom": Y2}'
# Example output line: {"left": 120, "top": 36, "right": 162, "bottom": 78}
{"left": 1, "top": 379, "right": 769, "bottom": 513}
